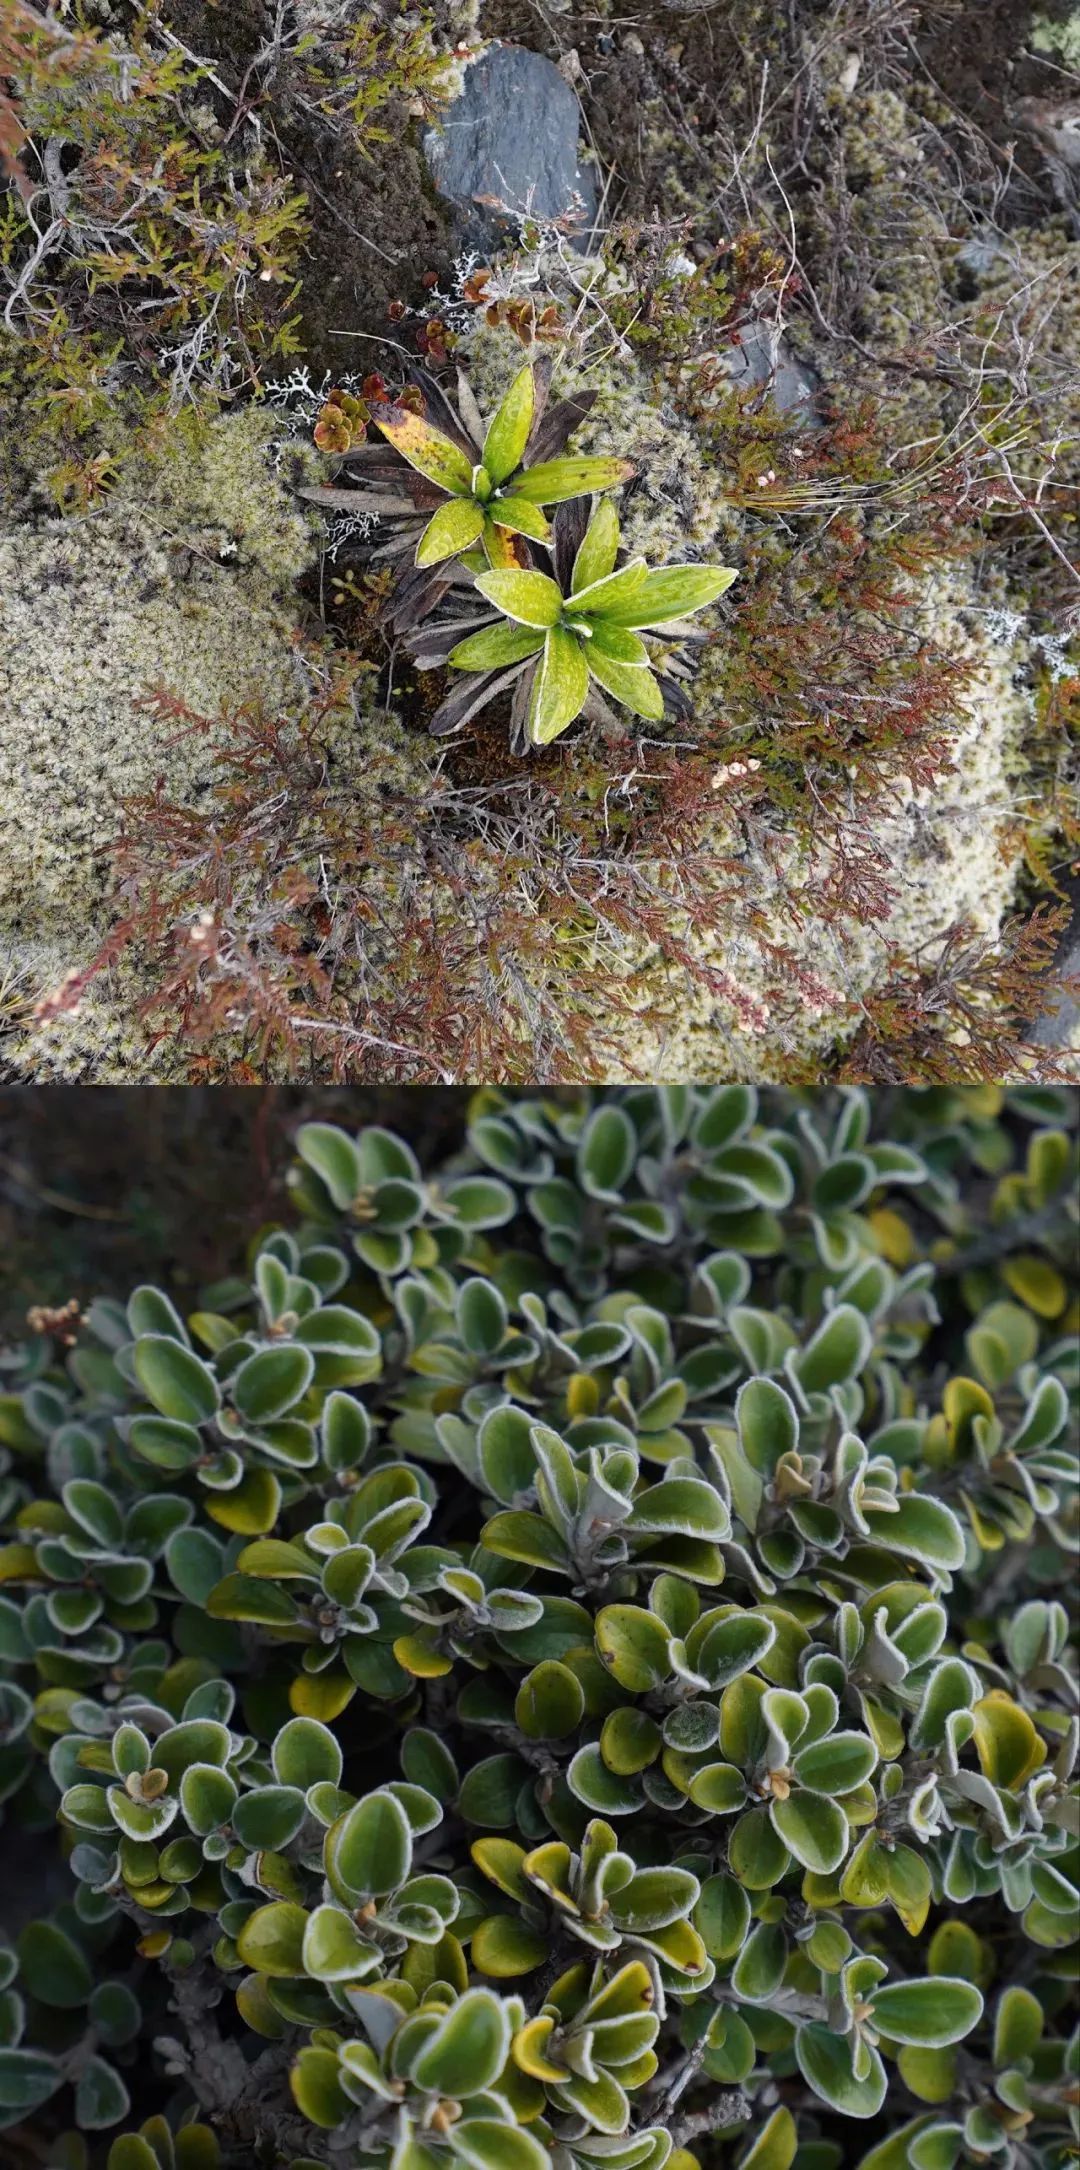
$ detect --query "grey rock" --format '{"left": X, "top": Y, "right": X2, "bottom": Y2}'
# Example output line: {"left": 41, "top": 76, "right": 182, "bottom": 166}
{"left": 423, "top": 43, "right": 600, "bottom": 253}
{"left": 715, "top": 316, "right": 824, "bottom": 423}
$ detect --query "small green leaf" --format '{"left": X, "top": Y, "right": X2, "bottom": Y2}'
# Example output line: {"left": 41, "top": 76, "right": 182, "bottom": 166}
{"left": 528, "top": 624, "right": 590, "bottom": 744}
{"left": 471, "top": 1915, "right": 549, "bottom": 1977}
{"left": 994, "top": 1985, "right": 1043, "bottom": 2066}
{"left": 416, "top": 498, "right": 487, "bottom": 566}
{"left": 232, "top": 1345, "right": 314, "bottom": 1423}
{"left": 792, "top": 1305, "right": 873, "bottom": 1394}
{"left": 596, "top": 562, "right": 737, "bottom": 627}
{"left": 738, "top": 2106, "right": 797, "bottom": 2170}
{"left": 572, "top": 497, "right": 620, "bottom": 592}
{"left": 180, "top": 1762, "right": 238, "bottom": 1836}
{"left": 409, "top": 1987, "right": 510, "bottom": 2094}
{"left": 868, "top": 1977, "right": 983, "bottom": 2047}
{"left": 770, "top": 1790, "right": 848, "bottom": 1874}
{"left": 301, "top": 1905, "right": 379, "bottom": 1983}
{"left": 272, "top": 1716, "right": 344, "bottom": 1792}
{"left": 695, "top": 1873, "right": 751, "bottom": 1961}
{"left": 482, "top": 363, "right": 535, "bottom": 484}
{"left": 796, "top": 2025, "right": 886, "bottom": 2118}
{"left": 736, "top": 1378, "right": 799, "bottom": 1472}
{"left": 325, "top": 1789, "right": 412, "bottom": 1901}
{"left": 133, "top": 1338, "right": 220, "bottom": 1426}
{"left": 235, "top": 1901, "right": 308, "bottom": 1978}
{"left": 862, "top": 1495, "right": 966, "bottom": 1572}
{"left": 505, "top": 455, "right": 635, "bottom": 505}
{"left": 578, "top": 1105, "right": 637, "bottom": 1197}
{"left": 290, "top": 2044, "right": 352, "bottom": 2129}
{"left": 17, "top": 1921, "right": 92, "bottom": 2008}
{"left": 792, "top": 1733, "right": 877, "bottom": 1795}
{"left": 75, "top": 2054, "right": 130, "bottom": 2130}
{"left": 595, "top": 1604, "right": 672, "bottom": 1692}
{"left": 515, "top": 1660, "right": 585, "bottom": 1740}
{"left": 729, "top": 1807, "right": 791, "bottom": 1890}
{"left": 0, "top": 2046, "right": 61, "bottom": 2115}
{"left": 295, "top": 1124, "right": 363, "bottom": 1208}
{"left": 232, "top": 1786, "right": 306, "bottom": 1851}
{"left": 481, "top": 1511, "right": 570, "bottom": 1573}
{"left": 474, "top": 568, "right": 564, "bottom": 628}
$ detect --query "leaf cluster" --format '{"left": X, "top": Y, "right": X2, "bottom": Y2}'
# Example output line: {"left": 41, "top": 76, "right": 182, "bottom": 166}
{"left": 0, "top": 1087, "right": 1077, "bottom": 2170}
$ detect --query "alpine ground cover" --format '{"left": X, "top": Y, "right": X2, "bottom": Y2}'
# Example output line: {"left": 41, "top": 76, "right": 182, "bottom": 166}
{"left": 1, "top": 1, "right": 1078, "bottom": 1082}
{"left": 0, "top": 1083, "right": 1076, "bottom": 2169}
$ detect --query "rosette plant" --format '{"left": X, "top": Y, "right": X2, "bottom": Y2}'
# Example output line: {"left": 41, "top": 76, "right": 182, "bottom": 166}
{"left": 0, "top": 1086, "right": 1076, "bottom": 2170}
{"left": 302, "top": 359, "right": 632, "bottom": 633}
{"left": 409, "top": 498, "right": 737, "bottom": 745}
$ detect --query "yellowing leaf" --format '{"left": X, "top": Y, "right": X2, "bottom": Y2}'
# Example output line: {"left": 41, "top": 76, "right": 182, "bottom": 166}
{"left": 487, "top": 496, "right": 552, "bottom": 544}
{"left": 370, "top": 404, "right": 474, "bottom": 495}
{"left": 972, "top": 1691, "right": 1045, "bottom": 1789}
{"left": 205, "top": 1469, "right": 281, "bottom": 1535}
{"left": 288, "top": 1670, "right": 356, "bottom": 1722}
{"left": 868, "top": 1207, "right": 915, "bottom": 1266}
{"left": 1001, "top": 1254, "right": 1068, "bottom": 1318}
{"left": 392, "top": 1634, "right": 452, "bottom": 1678}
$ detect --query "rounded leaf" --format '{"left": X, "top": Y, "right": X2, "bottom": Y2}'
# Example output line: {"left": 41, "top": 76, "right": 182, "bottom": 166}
{"left": 325, "top": 1789, "right": 412, "bottom": 1902}
{"left": 133, "top": 1338, "right": 220, "bottom": 1426}
{"left": 272, "top": 1716, "right": 344, "bottom": 1792}
{"left": 792, "top": 1733, "right": 878, "bottom": 1795}
{"left": 868, "top": 1977, "right": 983, "bottom": 2047}
{"left": 796, "top": 2025, "right": 887, "bottom": 2118}
{"left": 232, "top": 1346, "right": 314, "bottom": 1423}
{"left": 770, "top": 1791, "right": 848, "bottom": 1874}
{"left": 409, "top": 1987, "right": 511, "bottom": 2095}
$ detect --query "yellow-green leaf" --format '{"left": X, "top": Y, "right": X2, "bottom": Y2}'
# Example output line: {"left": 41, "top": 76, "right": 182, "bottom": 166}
{"left": 474, "top": 568, "right": 564, "bottom": 628}
{"left": 972, "top": 1691, "right": 1045, "bottom": 1788}
{"left": 482, "top": 363, "right": 535, "bottom": 485}
{"left": 572, "top": 498, "right": 621, "bottom": 593}
{"left": 416, "top": 498, "right": 486, "bottom": 566}
{"left": 371, "top": 404, "right": 473, "bottom": 495}
{"left": 597, "top": 562, "right": 738, "bottom": 628}
{"left": 585, "top": 645, "right": 665, "bottom": 721}
{"left": 449, "top": 623, "right": 546, "bottom": 673}
{"left": 528, "top": 626, "right": 590, "bottom": 745}
{"left": 505, "top": 455, "right": 635, "bottom": 505}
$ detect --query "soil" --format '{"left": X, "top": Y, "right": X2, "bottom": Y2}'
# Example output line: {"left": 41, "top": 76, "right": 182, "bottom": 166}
{"left": 0, "top": 1085, "right": 471, "bottom": 1329}
{"left": 915, "top": 0, "right": 1077, "bottom": 142}
{"left": 162, "top": 0, "right": 456, "bottom": 378}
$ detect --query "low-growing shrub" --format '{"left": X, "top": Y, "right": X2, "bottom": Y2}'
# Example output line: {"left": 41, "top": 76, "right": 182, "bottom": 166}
{"left": 0, "top": 1085, "right": 1077, "bottom": 2170}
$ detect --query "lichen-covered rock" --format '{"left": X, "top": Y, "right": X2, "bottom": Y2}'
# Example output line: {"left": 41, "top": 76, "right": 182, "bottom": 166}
{"left": 0, "top": 407, "right": 317, "bottom": 1075}
{"left": 600, "top": 567, "right": 1037, "bottom": 1079}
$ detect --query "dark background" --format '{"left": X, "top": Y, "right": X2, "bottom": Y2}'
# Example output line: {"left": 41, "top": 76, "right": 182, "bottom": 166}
{"left": 0, "top": 1087, "right": 479, "bottom": 1332}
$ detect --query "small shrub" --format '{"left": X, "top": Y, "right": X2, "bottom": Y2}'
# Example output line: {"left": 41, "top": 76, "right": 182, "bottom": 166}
{"left": 0, "top": 1085, "right": 1077, "bottom": 2168}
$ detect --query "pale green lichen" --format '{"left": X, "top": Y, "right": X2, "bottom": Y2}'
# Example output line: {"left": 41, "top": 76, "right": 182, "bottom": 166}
{"left": 0, "top": 406, "right": 319, "bottom": 1076}
{"left": 1030, "top": 9, "right": 1080, "bottom": 66}
{"left": 596, "top": 565, "right": 1037, "bottom": 1081}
